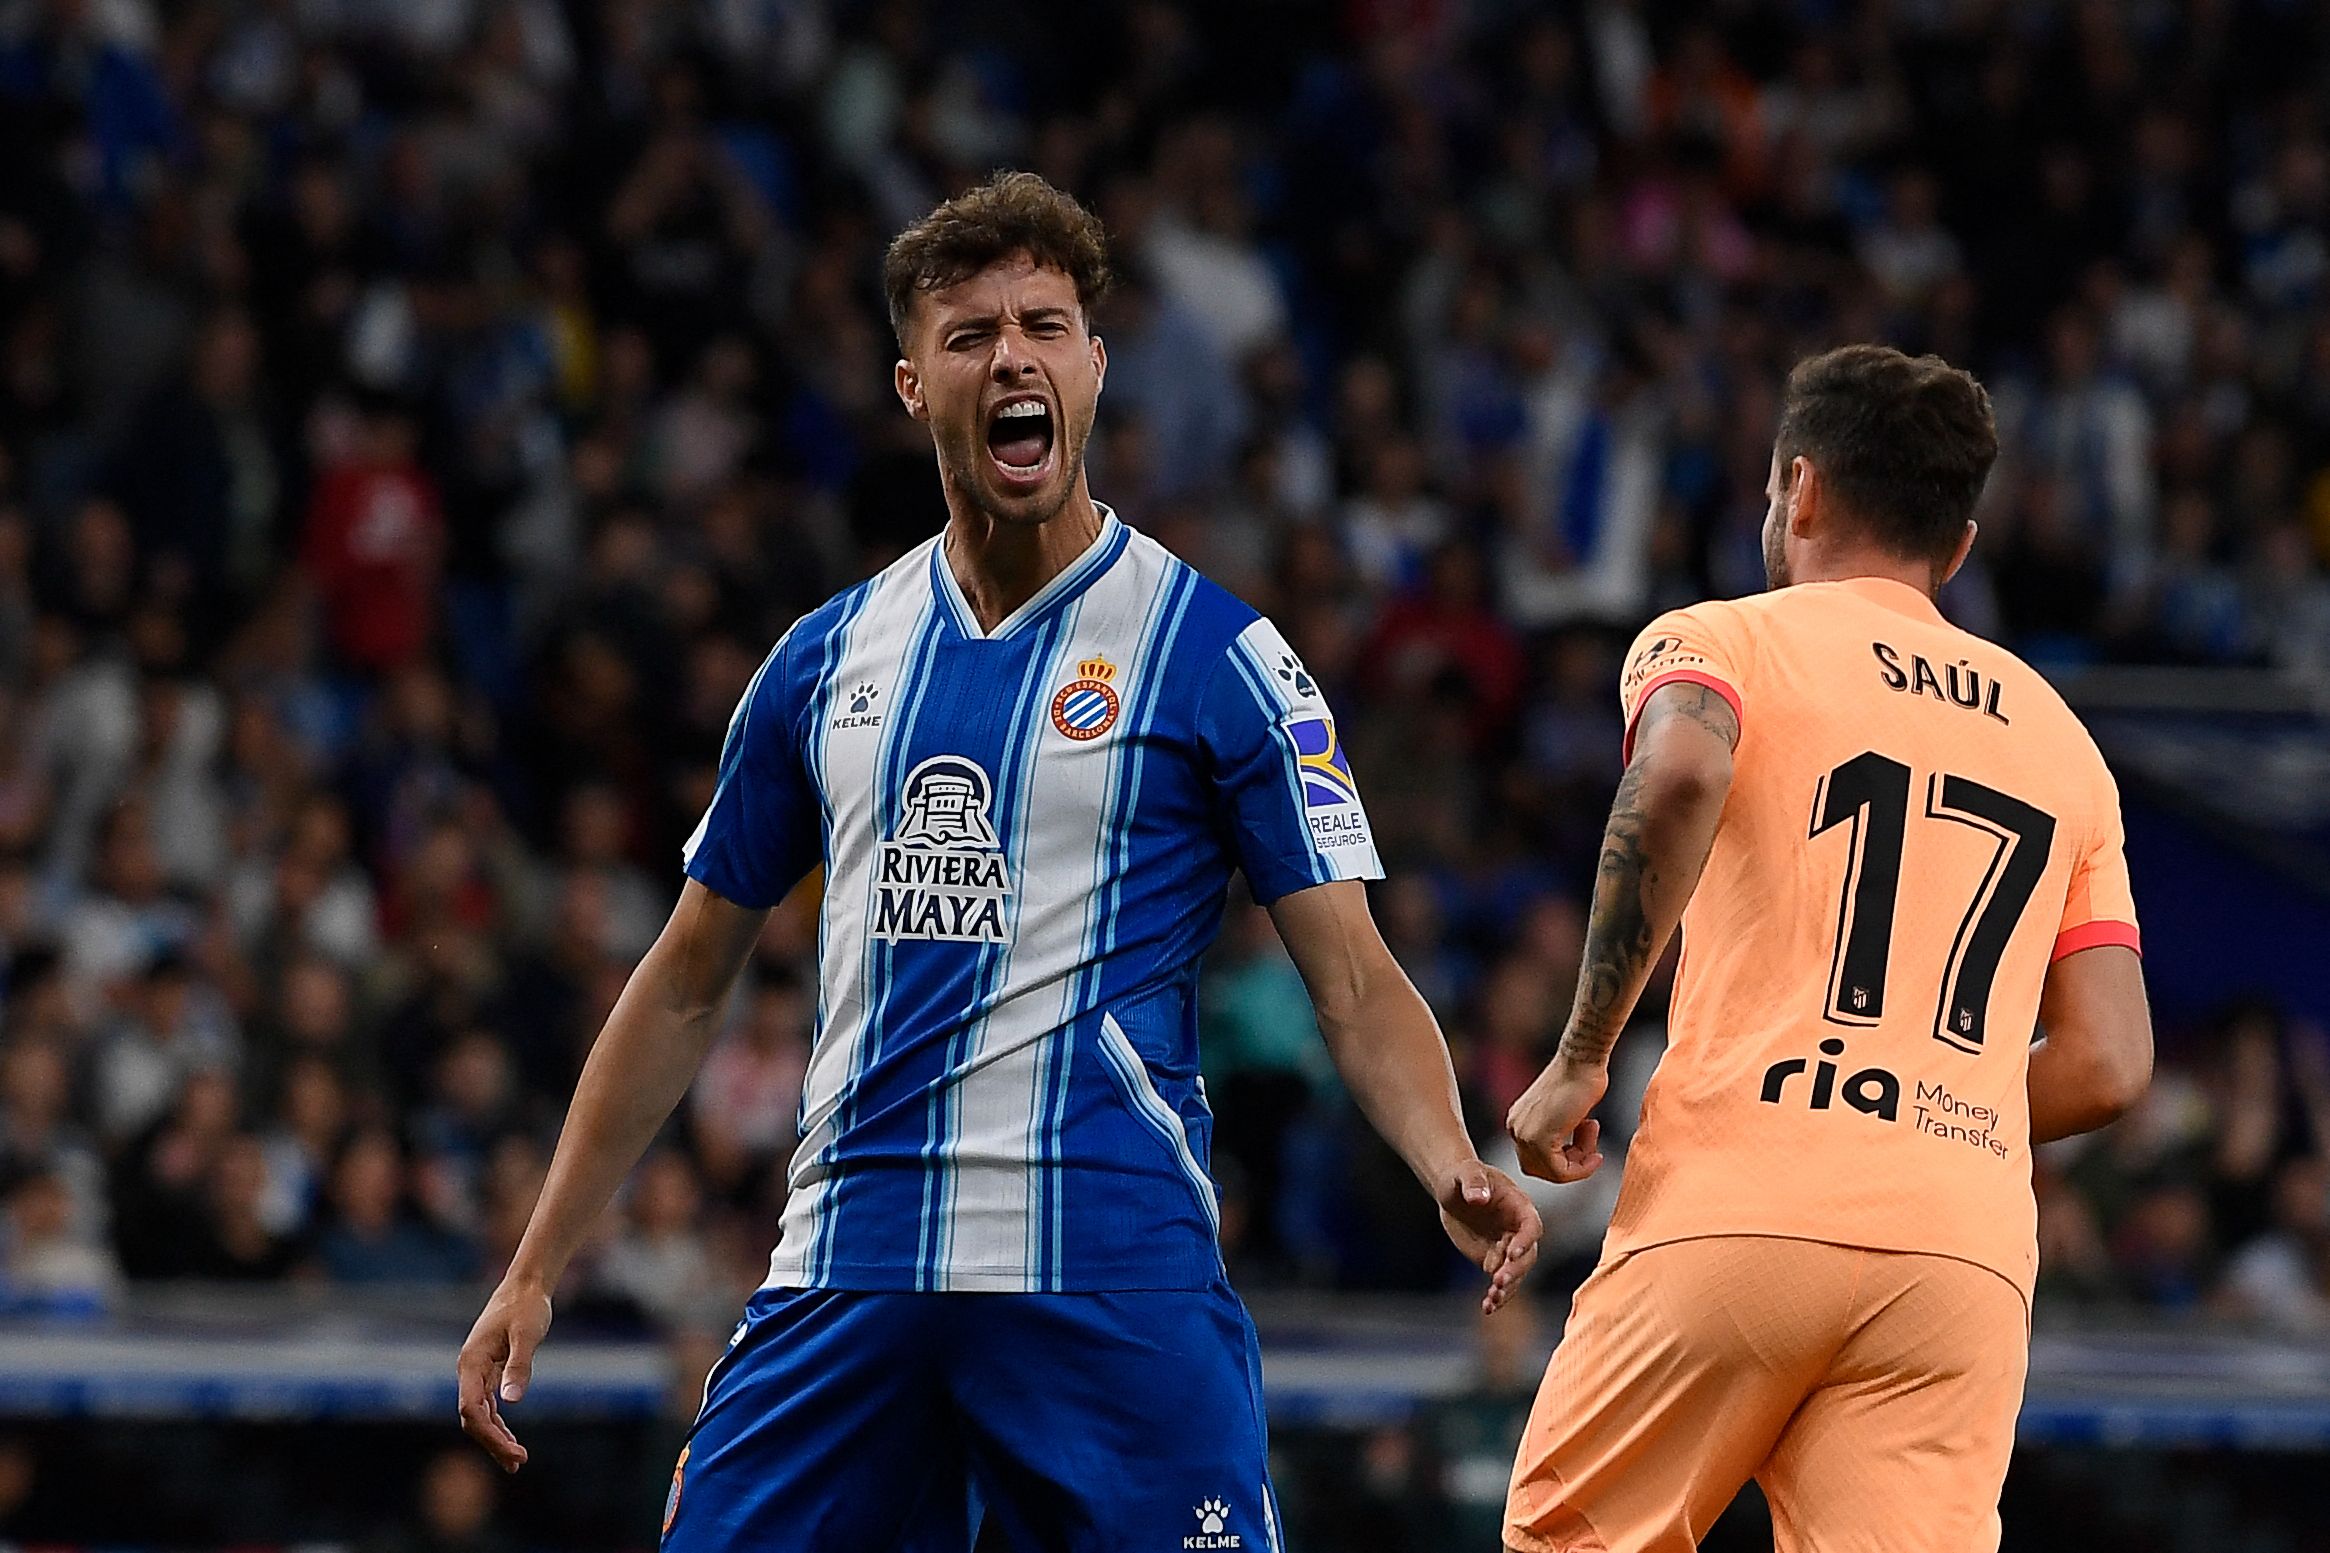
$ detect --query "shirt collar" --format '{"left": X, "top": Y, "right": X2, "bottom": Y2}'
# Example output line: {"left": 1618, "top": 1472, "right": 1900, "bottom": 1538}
{"left": 932, "top": 503, "right": 1126, "bottom": 642}
{"left": 1823, "top": 575, "right": 1946, "bottom": 624}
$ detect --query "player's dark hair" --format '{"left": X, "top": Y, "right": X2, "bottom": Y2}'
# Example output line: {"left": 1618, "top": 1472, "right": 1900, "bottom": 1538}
{"left": 1774, "top": 345, "right": 1998, "bottom": 567}
{"left": 882, "top": 171, "right": 1114, "bottom": 347}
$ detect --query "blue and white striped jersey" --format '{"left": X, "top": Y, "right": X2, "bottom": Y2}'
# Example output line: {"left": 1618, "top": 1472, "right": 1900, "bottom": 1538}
{"left": 681, "top": 508, "right": 1382, "bottom": 1293}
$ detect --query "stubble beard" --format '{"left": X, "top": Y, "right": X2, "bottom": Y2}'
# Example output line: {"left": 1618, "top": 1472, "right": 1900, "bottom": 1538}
{"left": 1761, "top": 502, "right": 1791, "bottom": 591}
{"left": 942, "top": 411, "right": 1090, "bottom": 530}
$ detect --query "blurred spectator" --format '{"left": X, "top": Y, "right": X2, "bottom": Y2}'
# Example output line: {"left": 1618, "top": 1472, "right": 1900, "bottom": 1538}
{"left": 2001, "top": 310, "right": 2156, "bottom": 603}
{"left": 476, "top": 1133, "right": 548, "bottom": 1281}
{"left": 0, "top": 1035, "right": 105, "bottom": 1245}
{"left": 112, "top": 1069, "right": 239, "bottom": 1278}
{"left": 690, "top": 964, "right": 809, "bottom": 1200}
{"left": 225, "top": 792, "right": 380, "bottom": 969}
{"left": 1341, "top": 438, "right": 1449, "bottom": 595}
{"left": 1464, "top": 959, "right": 1559, "bottom": 1129}
{"left": 411, "top": 1026, "right": 530, "bottom": 1245}
{"left": 59, "top": 801, "right": 199, "bottom": 1001}
{"left": 189, "top": 1133, "right": 299, "bottom": 1281}
{"left": 0, "top": 1165, "right": 119, "bottom": 1307}
{"left": 130, "top": 672, "right": 230, "bottom": 890}
{"left": 2111, "top": 1179, "right": 2217, "bottom": 1312}
{"left": 300, "top": 397, "right": 444, "bottom": 677}
{"left": 312, "top": 1128, "right": 473, "bottom": 1285}
{"left": 1404, "top": 1293, "right": 1552, "bottom": 1550}
{"left": 255, "top": 1051, "right": 348, "bottom": 1238}
{"left": 367, "top": 1449, "right": 507, "bottom": 1553}
{"left": 2217, "top": 1156, "right": 2330, "bottom": 1334}
{"left": 106, "top": 308, "right": 284, "bottom": 629}
{"left": 1360, "top": 545, "right": 1528, "bottom": 750}
{"left": 592, "top": 1149, "right": 720, "bottom": 1332}
{"left": 1861, "top": 171, "right": 1963, "bottom": 315}
{"left": 1142, "top": 126, "right": 1289, "bottom": 362}
{"left": 1093, "top": 263, "right": 1243, "bottom": 501}
{"left": 2203, "top": 1007, "right": 2330, "bottom": 1253}
{"left": 93, "top": 952, "right": 235, "bottom": 1144}
{"left": 2035, "top": 1156, "right": 2118, "bottom": 1307}
{"left": 1502, "top": 348, "right": 1664, "bottom": 628}
{"left": 558, "top": 781, "right": 662, "bottom": 964}
{"left": 246, "top": 952, "right": 367, "bottom": 1106}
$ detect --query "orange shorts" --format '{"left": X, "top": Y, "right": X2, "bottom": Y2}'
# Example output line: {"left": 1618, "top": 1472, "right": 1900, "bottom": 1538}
{"left": 1505, "top": 1235, "right": 2029, "bottom": 1553}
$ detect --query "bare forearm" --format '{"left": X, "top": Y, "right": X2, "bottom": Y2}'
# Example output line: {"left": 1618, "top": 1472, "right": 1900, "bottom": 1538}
{"left": 505, "top": 893, "right": 758, "bottom": 1289}
{"left": 1559, "top": 758, "right": 1726, "bottom": 1066}
{"left": 1317, "top": 971, "right": 1475, "bottom": 1189}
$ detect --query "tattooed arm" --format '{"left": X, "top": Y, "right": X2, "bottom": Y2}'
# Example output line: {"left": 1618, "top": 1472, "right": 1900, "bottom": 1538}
{"left": 1506, "top": 682, "right": 1739, "bottom": 1183}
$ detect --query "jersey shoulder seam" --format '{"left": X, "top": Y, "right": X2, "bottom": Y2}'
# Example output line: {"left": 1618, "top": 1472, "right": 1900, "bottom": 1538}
{"left": 768, "top": 568, "right": 890, "bottom": 752}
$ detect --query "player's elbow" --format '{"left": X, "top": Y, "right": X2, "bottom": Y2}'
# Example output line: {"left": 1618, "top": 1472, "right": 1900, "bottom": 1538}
{"left": 2058, "top": 1024, "right": 2153, "bottom": 1128}
{"left": 2089, "top": 1031, "right": 2154, "bottom": 1123}
{"left": 1637, "top": 744, "right": 1733, "bottom": 814}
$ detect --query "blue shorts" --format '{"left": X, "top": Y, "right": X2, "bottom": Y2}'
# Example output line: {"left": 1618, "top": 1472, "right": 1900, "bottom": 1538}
{"left": 660, "top": 1279, "right": 1283, "bottom": 1553}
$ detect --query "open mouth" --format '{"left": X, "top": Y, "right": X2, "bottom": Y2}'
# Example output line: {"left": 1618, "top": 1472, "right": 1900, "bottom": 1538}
{"left": 984, "top": 395, "right": 1056, "bottom": 490}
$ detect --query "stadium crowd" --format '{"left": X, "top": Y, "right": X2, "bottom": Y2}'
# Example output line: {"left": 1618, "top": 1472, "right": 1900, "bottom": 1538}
{"left": 0, "top": 0, "right": 2324, "bottom": 1354}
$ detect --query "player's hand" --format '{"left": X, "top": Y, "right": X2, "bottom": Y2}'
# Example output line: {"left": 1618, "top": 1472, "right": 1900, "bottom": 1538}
{"left": 1436, "top": 1159, "right": 1544, "bottom": 1316}
{"left": 457, "top": 1278, "right": 554, "bottom": 1473}
{"left": 1508, "top": 1057, "right": 1609, "bottom": 1185}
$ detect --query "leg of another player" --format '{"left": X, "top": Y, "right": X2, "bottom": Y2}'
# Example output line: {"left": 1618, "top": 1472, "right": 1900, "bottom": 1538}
{"left": 1505, "top": 1238, "right": 1857, "bottom": 1553}
{"left": 1754, "top": 1251, "right": 2028, "bottom": 1553}
{"left": 944, "top": 1281, "right": 1284, "bottom": 1553}
{"left": 663, "top": 1288, "right": 975, "bottom": 1553}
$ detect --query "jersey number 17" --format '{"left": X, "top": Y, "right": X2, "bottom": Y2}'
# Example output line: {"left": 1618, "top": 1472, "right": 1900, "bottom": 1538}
{"left": 1809, "top": 751, "right": 2056, "bottom": 1055}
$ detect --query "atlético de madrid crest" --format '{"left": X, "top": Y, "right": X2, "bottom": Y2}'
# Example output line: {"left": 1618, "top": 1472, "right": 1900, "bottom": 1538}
{"left": 1050, "top": 656, "right": 1121, "bottom": 740}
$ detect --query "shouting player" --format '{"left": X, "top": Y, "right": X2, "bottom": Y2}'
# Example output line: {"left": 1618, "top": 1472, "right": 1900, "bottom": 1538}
{"left": 1503, "top": 345, "right": 2153, "bottom": 1553}
{"left": 455, "top": 172, "right": 1542, "bottom": 1551}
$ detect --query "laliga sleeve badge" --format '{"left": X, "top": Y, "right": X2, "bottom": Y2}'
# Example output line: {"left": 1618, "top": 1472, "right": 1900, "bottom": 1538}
{"left": 1051, "top": 656, "right": 1122, "bottom": 740}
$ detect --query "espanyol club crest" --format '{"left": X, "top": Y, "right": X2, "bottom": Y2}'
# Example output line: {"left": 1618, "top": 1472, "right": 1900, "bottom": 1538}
{"left": 1050, "top": 656, "right": 1122, "bottom": 740}
{"left": 663, "top": 1444, "right": 688, "bottom": 1536}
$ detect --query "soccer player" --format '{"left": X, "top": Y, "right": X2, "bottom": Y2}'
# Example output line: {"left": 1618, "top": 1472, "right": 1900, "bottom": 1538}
{"left": 1502, "top": 345, "right": 2154, "bottom": 1553}
{"left": 454, "top": 171, "right": 1542, "bottom": 1552}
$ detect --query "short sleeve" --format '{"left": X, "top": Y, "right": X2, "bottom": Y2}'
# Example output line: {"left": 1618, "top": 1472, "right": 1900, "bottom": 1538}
{"left": 1619, "top": 606, "right": 1749, "bottom": 762}
{"left": 682, "top": 632, "right": 822, "bottom": 909}
{"left": 1200, "top": 617, "right": 1384, "bottom": 905}
{"left": 2053, "top": 765, "right": 2141, "bottom": 961}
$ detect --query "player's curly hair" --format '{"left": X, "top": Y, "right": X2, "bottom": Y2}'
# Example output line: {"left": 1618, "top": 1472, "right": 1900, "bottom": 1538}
{"left": 882, "top": 171, "right": 1114, "bottom": 348}
{"left": 1775, "top": 344, "right": 1998, "bottom": 567}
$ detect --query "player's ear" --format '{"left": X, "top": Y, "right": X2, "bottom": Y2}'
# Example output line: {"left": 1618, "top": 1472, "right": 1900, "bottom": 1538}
{"left": 1787, "top": 455, "right": 1822, "bottom": 539}
{"left": 1937, "top": 520, "right": 1978, "bottom": 587}
{"left": 894, "top": 357, "right": 928, "bottom": 423}
{"left": 1089, "top": 333, "right": 1106, "bottom": 396}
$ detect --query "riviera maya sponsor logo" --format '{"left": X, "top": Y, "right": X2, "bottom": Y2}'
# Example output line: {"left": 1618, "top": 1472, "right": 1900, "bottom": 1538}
{"left": 1185, "top": 1498, "right": 1242, "bottom": 1549}
{"left": 1051, "top": 655, "right": 1122, "bottom": 740}
{"left": 1284, "top": 716, "right": 1372, "bottom": 852}
{"left": 873, "top": 754, "right": 1011, "bottom": 942}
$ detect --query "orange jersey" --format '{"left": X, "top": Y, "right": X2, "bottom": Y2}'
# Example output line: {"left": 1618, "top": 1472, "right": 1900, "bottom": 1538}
{"left": 1606, "top": 577, "right": 2140, "bottom": 1300}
